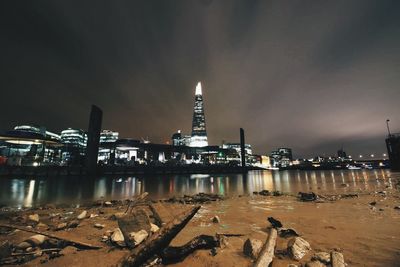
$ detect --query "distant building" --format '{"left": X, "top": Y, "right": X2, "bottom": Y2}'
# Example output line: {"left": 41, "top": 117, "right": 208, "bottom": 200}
{"left": 337, "top": 148, "right": 347, "bottom": 158}
{"left": 14, "top": 125, "right": 60, "bottom": 141}
{"left": 270, "top": 147, "right": 293, "bottom": 168}
{"left": 100, "top": 130, "right": 119, "bottom": 144}
{"left": 60, "top": 128, "right": 87, "bottom": 164}
{"left": 190, "top": 82, "right": 208, "bottom": 147}
{"left": 222, "top": 143, "right": 252, "bottom": 155}
{"left": 386, "top": 133, "right": 400, "bottom": 171}
{"left": 171, "top": 130, "right": 191, "bottom": 146}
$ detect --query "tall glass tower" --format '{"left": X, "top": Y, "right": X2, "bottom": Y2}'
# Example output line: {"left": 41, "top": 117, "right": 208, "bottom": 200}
{"left": 190, "top": 82, "right": 208, "bottom": 147}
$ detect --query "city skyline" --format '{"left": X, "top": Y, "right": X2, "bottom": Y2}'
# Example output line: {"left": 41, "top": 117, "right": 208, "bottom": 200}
{"left": 1, "top": 1, "right": 400, "bottom": 157}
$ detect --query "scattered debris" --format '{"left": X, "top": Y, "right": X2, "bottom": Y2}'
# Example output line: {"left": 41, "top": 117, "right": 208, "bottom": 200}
{"left": 94, "top": 223, "right": 105, "bottom": 229}
{"left": 287, "top": 237, "right": 311, "bottom": 260}
{"left": 211, "top": 216, "right": 220, "bottom": 224}
{"left": 394, "top": 206, "right": 400, "bottom": 210}
{"left": 111, "top": 228, "right": 126, "bottom": 247}
{"left": 0, "top": 241, "right": 12, "bottom": 259}
{"left": 150, "top": 223, "right": 159, "bottom": 233}
{"left": 129, "top": 230, "right": 148, "bottom": 246}
{"left": 298, "top": 192, "right": 318, "bottom": 202}
{"left": 56, "top": 223, "right": 68, "bottom": 231}
{"left": 312, "top": 252, "right": 331, "bottom": 264}
{"left": 279, "top": 228, "right": 299, "bottom": 238}
{"left": 369, "top": 201, "right": 377, "bottom": 206}
{"left": 243, "top": 238, "right": 263, "bottom": 259}
{"left": 268, "top": 217, "right": 283, "bottom": 229}
{"left": 77, "top": 210, "right": 87, "bottom": 220}
{"left": 254, "top": 228, "right": 278, "bottom": 267}
{"left": 163, "top": 193, "right": 224, "bottom": 204}
{"left": 331, "top": 251, "right": 345, "bottom": 267}
{"left": 28, "top": 214, "right": 40, "bottom": 223}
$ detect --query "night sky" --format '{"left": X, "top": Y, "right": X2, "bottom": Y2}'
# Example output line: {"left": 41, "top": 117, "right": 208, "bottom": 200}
{"left": 1, "top": 0, "right": 399, "bottom": 157}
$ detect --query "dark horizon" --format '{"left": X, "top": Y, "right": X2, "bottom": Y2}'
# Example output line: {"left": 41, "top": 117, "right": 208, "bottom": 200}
{"left": 1, "top": 0, "right": 399, "bottom": 157}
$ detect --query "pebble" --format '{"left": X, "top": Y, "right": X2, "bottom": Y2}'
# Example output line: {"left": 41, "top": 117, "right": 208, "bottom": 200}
{"left": 211, "top": 215, "right": 220, "bottom": 223}
{"left": 331, "top": 251, "right": 345, "bottom": 267}
{"left": 104, "top": 201, "right": 112, "bottom": 206}
{"left": 94, "top": 223, "right": 105, "bottom": 229}
{"left": 56, "top": 223, "right": 68, "bottom": 231}
{"left": 312, "top": 252, "right": 331, "bottom": 264}
{"left": 129, "top": 230, "right": 149, "bottom": 246}
{"left": 28, "top": 214, "right": 40, "bottom": 223}
{"left": 150, "top": 223, "right": 159, "bottom": 233}
{"left": 111, "top": 228, "right": 126, "bottom": 247}
{"left": 77, "top": 210, "right": 88, "bottom": 220}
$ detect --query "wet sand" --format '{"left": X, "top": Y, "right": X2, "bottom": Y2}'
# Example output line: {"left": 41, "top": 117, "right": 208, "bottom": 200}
{"left": 0, "top": 178, "right": 399, "bottom": 266}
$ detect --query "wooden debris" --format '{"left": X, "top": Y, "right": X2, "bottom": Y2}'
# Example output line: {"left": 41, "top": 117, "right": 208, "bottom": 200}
{"left": 254, "top": 228, "right": 278, "bottom": 267}
{"left": 0, "top": 223, "right": 102, "bottom": 250}
{"left": 161, "top": 234, "right": 219, "bottom": 264}
{"left": 119, "top": 205, "right": 201, "bottom": 267}
{"left": 125, "top": 192, "right": 149, "bottom": 214}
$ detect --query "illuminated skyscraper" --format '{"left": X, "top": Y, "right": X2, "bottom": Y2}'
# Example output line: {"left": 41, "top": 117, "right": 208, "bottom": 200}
{"left": 190, "top": 82, "right": 208, "bottom": 147}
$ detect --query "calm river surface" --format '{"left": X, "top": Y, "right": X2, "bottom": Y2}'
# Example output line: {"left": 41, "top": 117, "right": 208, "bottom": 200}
{"left": 0, "top": 169, "right": 396, "bottom": 208}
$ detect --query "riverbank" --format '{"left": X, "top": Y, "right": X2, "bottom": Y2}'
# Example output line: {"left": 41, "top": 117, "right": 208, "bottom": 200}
{"left": 0, "top": 177, "right": 399, "bottom": 266}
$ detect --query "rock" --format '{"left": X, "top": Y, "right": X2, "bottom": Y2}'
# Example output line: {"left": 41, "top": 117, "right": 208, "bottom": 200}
{"left": 306, "top": 261, "right": 326, "bottom": 267}
{"left": 104, "top": 201, "right": 112, "bottom": 206}
{"left": 67, "top": 220, "right": 80, "bottom": 228}
{"left": 111, "top": 228, "right": 126, "bottom": 247}
{"left": 259, "top": 190, "right": 270, "bottom": 196}
{"left": 268, "top": 217, "right": 283, "bottom": 228}
{"left": 61, "top": 246, "right": 78, "bottom": 255}
{"left": 279, "top": 228, "right": 300, "bottom": 238}
{"left": 212, "top": 216, "right": 220, "bottom": 223}
{"left": 150, "top": 223, "right": 159, "bottom": 233}
{"left": 0, "top": 241, "right": 12, "bottom": 259}
{"left": 77, "top": 210, "right": 88, "bottom": 220}
{"left": 243, "top": 238, "right": 263, "bottom": 259}
{"left": 90, "top": 214, "right": 99, "bottom": 218}
{"left": 56, "top": 222, "right": 68, "bottom": 231}
{"left": 394, "top": 206, "right": 400, "bottom": 210}
{"left": 17, "top": 241, "right": 31, "bottom": 250}
{"left": 111, "top": 212, "right": 126, "bottom": 220}
{"left": 369, "top": 201, "right": 377, "bottom": 206}
{"left": 94, "top": 223, "right": 105, "bottom": 229}
{"left": 273, "top": 190, "right": 283, "bottom": 196}
{"left": 29, "top": 234, "right": 47, "bottom": 246}
{"left": 298, "top": 192, "right": 318, "bottom": 202}
{"left": 331, "top": 251, "right": 345, "bottom": 267}
{"left": 36, "top": 222, "right": 48, "bottom": 229}
{"left": 129, "top": 230, "right": 149, "bottom": 246}
{"left": 287, "top": 237, "right": 311, "bottom": 260}
{"left": 210, "top": 247, "right": 218, "bottom": 256}
{"left": 28, "top": 214, "right": 40, "bottom": 223}
{"left": 312, "top": 252, "right": 331, "bottom": 264}
{"left": 101, "top": 235, "right": 109, "bottom": 242}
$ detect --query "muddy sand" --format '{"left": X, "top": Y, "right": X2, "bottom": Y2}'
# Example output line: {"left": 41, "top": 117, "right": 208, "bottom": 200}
{"left": 0, "top": 180, "right": 399, "bottom": 267}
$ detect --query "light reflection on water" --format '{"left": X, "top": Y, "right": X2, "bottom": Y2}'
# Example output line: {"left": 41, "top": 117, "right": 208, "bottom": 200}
{"left": 0, "top": 169, "right": 396, "bottom": 208}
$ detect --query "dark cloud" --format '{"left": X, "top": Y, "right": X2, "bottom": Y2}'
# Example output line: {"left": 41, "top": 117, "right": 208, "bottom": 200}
{"left": 0, "top": 0, "right": 399, "bottom": 157}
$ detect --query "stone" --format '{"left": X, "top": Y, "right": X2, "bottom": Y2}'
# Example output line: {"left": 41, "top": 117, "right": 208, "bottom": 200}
{"left": 129, "top": 230, "right": 149, "bottom": 246}
{"left": 29, "top": 234, "right": 47, "bottom": 246}
{"left": 61, "top": 246, "right": 78, "bottom": 255}
{"left": 77, "top": 210, "right": 88, "bottom": 220}
{"left": 104, "top": 201, "right": 112, "bottom": 206}
{"left": 17, "top": 241, "right": 31, "bottom": 250}
{"left": 212, "top": 215, "right": 220, "bottom": 223}
{"left": 287, "top": 237, "right": 311, "bottom": 260}
{"left": 0, "top": 241, "right": 12, "bottom": 259}
{"left": 259, "top": 190, "right": 270, "bottom": 196}
{"left": 279, "top": 228, "right": 300, "bottom": 238}
{"left": 101, "top": 235, "right": 109, "bottom": 242}
{"left": 268, "top": 217, "right": 283, "bottom": 228}
{"left": 243, "top": 238, "right": 263, "bottom": 259}
{"left": 111, "top": 228, "right": 126, "bottom": 247}
{"left": 305, "top": 261, "right": 326, "bottom": 267}
{"left": 67, "top": 220, "right": 80, "bottom": 228}
{"left": 150, "top": 223, "right": 159, "bottom": 233}
{"left": 299, "top": 192, "right": 318, "bottom": 202}
{"left": 331, "top": 251, "right": 345, "bottom": 267}
{"left": 28, "top": 214, "right": 40, "bottom": 223}
{"left": 36, "top": 222, "right": 48, "bottom": 229}
{"left": 369, "top": 201, "right": 377, "bottom": 206}
{"left": 90, "top": 214, "right": 99, "bottom": 218}
{"left": 394, "top": 206, "right": 400, "bottom": 210}
{"left": 56, "top": 222, "right": 68, "bottom": 231}
{"left": 94, "top": 223, "right": 105, "bottom": 229}
{"left": 312, "top": 252, "right": 331, "bottom": 264}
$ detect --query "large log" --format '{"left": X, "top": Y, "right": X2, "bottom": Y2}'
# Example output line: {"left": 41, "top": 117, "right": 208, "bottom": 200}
{"left": 254, "top": 228, "right": 278, "bottom": 267}
{"left": 119, "top": 205, "right": 201, "bottom": 267}
{"left": 161, "top": 234, "right": 219, "bottom": 264}
{"left": 125, "top": 192, "right": 149, "bottom": 214}
{"left": 0, "top": 223, "right": 101, "bottom": 250}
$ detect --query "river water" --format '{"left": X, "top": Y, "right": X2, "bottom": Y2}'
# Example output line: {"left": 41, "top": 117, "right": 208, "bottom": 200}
{"left": 0, "top": 169, "right": 396, "bottom": 208}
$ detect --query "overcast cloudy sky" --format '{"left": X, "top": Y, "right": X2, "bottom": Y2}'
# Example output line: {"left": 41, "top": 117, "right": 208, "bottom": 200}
{"left": 0, "top": 0, "right": 399, "bottom": 157}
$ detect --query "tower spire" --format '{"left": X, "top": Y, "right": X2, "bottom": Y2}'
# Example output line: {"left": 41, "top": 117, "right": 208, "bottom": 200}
{"left": 195, "top": 81, "right": 202, "bottom": 95}
{"left": 190, "top": 81, "right": 208, "bottom": 147}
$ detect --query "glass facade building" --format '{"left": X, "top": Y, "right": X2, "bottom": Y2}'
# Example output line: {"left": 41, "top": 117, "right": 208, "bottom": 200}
{"left": 190, "top": 82, "right": 208, "bottom": 147}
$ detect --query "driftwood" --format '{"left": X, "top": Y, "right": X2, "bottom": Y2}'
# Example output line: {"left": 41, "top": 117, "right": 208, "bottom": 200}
{"left": 148, "top": 203, "right": 163, "bottom": 226}
{"left": 161, "top": 234, "right": 219, "bottom": 264}
{"left": 0, "top": 223, "right": 101, "bottom": 250}
{"left": 125, "top": 192, "right": 149, "bottom": 214}
{"left": 119, "top": 205, "right": 201, "bottom": 267}
{"left": 254, "top": 228, "right": 278, "bottom": 267}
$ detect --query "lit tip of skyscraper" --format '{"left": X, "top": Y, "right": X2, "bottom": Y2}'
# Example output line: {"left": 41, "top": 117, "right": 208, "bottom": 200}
{"left": 195, "top": 81, "right": 202, "bottom": 95}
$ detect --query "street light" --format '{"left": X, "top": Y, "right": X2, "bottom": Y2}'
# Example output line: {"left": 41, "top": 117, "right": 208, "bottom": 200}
{"left": 359, "top": 155, "right": 363, "bottom": 158}
{"left": 370, "top": 154, "right": 374, "bottom": 158}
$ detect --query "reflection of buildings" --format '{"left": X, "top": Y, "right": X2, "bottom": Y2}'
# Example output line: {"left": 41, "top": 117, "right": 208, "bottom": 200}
{"left": 190, "top": 82, "right": 208, "bottom": 147}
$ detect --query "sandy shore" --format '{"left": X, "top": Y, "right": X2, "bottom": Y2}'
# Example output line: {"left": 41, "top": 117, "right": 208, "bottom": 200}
{"left": 0, "top": 179, "right": 399, "bottom": 267}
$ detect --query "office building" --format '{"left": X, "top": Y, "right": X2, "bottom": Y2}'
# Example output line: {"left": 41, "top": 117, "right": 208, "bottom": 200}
{"left": 190, "top": 82, "right": 208, "bottom": 147}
